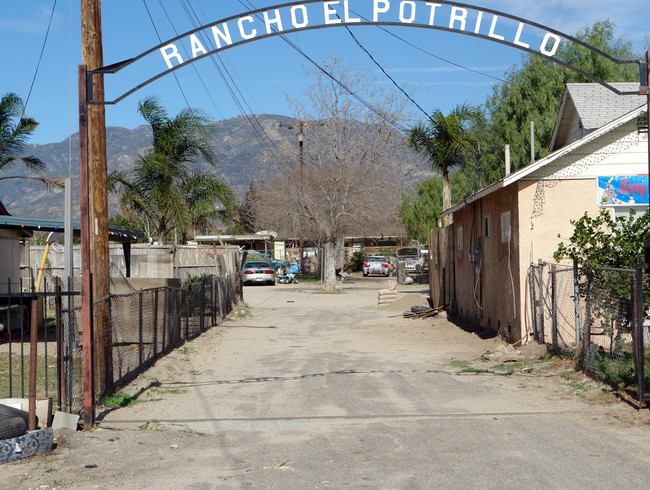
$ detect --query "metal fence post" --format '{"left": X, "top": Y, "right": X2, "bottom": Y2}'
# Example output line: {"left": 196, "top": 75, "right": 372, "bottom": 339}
{"left": 529, "top": 266, "right": 537, "bottom": 341}
{"left": 537, "top": 259, "right": 545, "bottom": 342}
{"left": 184, "top": 284, "right": 190, "bottom": 339}
{"left": 551, "top": 264, "right": 558, "bottom": 352}
{"left": 65, "top": 275, "right": 74, "bottom": 412}
{"left": 153, "top": 289, "right": 159, "bottom": 358}
{"left": 573, "top": 260, "right": 581, "bottom": 351}
{"left": 200, "top": 279, "right": 205, "bottom": 331}
{"left": 633, "top": 264, "right": 646, "bottom": 406}
{"left": 55, "top": 278, "right": 64, "bottom": 411}
{"left": 7, "top": 279, "right": 13, "bottom": 397}
{"left": 582, "top": 270, "right": 592, "bottom": 372}
{"left": 138, "top": 291, "right": 143, "bottom": 367}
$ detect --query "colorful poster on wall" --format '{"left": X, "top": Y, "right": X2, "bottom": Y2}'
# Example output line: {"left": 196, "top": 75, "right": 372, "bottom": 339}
{"left": 597, "top": 175, "right": 649, "bottom": 206}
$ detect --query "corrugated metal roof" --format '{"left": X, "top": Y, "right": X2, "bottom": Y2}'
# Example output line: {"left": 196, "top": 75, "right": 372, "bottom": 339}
{"left": 0, "top": 215, "right": 144, "bottom": 242}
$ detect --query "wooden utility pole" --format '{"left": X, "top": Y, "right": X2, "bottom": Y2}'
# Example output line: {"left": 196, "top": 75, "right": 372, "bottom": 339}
{"left": 81, "top": 0, "right": 112, "bottom": 395}
{"left": 280, "top": 121, "right": 323, "bottom": 272}
{"left": 78, "top": 65, "right": 94, "bottom": 429}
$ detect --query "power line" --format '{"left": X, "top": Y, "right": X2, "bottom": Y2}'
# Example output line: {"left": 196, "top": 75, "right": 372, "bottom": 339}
{"left": 182, "top": 0, "right": 284, "bottom": 162}
{"left": 238, "top": 0, "right": 407, "bottom": 132}
{"left": 338, "top": 15, "right": 432, "bottom": 121}
{"left": 347, "top": 7, "right": 507, "bottom": 84}
{"left": 22, "top": 0, "right": 58, "bottom": 118}
{"left": 141, "top": 0, "right": 191, "bottom": 108}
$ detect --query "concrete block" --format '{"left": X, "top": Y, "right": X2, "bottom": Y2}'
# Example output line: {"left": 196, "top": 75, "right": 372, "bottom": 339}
{"left": 51, "top": 411, "right": 79, "bottom": 431}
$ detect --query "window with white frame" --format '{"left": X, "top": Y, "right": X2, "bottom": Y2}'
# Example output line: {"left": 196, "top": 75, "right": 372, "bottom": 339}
{"left": 501, "top": 211, "right": 511, "bottom": 243}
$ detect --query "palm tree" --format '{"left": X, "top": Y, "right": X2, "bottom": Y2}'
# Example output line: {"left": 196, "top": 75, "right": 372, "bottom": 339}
{"left": 0, "top": 92, "right": 62, "bottom": 191}
{"left": 406, "top": 104, "right": 479, "bottom": 212}
{"left": 109, "top": 96, "right": 234, "bottom": 244}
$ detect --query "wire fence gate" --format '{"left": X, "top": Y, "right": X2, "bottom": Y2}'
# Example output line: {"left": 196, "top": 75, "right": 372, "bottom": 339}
{"left": 529, "top": 261, "right": 650, "bottom": 407}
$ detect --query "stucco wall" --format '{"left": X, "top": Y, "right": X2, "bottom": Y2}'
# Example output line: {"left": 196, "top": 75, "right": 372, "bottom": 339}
{"left": 446, "top": 117, "right": 648, "bottom": 343}
{"left": 517, "top": 178, "right": 599, "bottom": 267}
{"left": 449, "top": 184, "right": 521, "bottom": 341}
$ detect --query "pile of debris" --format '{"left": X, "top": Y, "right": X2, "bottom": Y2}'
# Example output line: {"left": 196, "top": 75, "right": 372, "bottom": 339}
{"left": 403, "top": 305, "right": 445, "bottom": 319}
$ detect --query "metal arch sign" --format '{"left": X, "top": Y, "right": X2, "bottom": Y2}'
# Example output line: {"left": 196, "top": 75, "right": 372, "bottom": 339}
{"left": 90, "top": 0, "right": 642, "bottom": 105}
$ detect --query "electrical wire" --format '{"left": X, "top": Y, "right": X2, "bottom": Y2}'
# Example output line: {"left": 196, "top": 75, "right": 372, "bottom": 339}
{"left": 181, "top": 0, "right": 284, "bottom": 163}
{"left": 347, "top": 7, "right": 507, "bottom": 84}
{"left": 339, "top": 16, "right": 432, "bottom": 121}
{"left": 238, "top": 0, "right": 407, "bottom": 133}
{"left": 145, "top": 0, "right": 282, "bottom": 173}
{"left": 141, "top": 0, "right": 191, "bottom": 108}
{"left": 21, "top": 0, "right": 58, "bottom": 118}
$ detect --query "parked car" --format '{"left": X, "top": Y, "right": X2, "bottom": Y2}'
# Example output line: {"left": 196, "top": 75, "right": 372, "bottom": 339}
{"left": 241, "top": 261, "right": 276, "bottom": 285}
{"left": 363, "top": 256, "right": 391, "bottom": 277}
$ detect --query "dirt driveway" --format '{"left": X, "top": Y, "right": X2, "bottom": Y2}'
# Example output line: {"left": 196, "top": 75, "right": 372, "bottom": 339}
{"left": 2, "top": 277, "right": 650, "bottom": 488}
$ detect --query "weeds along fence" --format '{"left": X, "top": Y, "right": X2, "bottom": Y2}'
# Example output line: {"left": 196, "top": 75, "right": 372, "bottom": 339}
{"left": 1, "top": 271, "right": 242, "bottom": 415}
{"left": 529, "top": 261, "right": 650, "bottom": 407}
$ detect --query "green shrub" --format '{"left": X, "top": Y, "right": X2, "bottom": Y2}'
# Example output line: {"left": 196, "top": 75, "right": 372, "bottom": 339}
{"left": 350, "top": 251, "right": 367, "bottom": 272}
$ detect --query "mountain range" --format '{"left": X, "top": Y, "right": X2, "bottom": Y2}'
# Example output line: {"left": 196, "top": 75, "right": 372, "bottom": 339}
{"left": 0, "top": 114, "right": 298, "bottom": 219}
{"left": 0, "top": 113, "right": 428, "bottom": 221}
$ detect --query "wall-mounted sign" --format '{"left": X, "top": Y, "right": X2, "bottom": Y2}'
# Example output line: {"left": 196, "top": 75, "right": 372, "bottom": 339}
{"left": 598, "top": 175, "right": 649, "bottom": 206}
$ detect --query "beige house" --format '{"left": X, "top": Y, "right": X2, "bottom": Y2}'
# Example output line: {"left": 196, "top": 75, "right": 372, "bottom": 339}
{"left": 433, "top": 83, "right": 648, "bottom": 343}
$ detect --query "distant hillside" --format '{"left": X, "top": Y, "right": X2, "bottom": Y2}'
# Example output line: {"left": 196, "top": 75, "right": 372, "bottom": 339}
{"left": 0, "top": 114, "right": 428, "bottom": 220}
{"left": 0, "top": 114, "right": 298, "bottom": 219}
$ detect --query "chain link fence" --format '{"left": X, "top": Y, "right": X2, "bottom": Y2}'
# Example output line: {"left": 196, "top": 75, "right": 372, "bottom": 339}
{"left": 2, "top": 261, "right": 242, "bottom": 416}
{"left": 529, "top": 261, "right": 650, "bottom": 406}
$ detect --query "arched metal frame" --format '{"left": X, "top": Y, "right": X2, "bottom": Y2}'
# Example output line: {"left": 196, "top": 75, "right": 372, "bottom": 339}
{"left": 87, "top": 0, "right": 644, "bottom": 105}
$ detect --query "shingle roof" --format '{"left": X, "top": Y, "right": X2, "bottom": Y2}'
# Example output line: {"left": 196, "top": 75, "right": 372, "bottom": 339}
{"left": 550, "top": 82, "right": 645, "bottom": 151}
{"left": 566, "top": 82, "right": 645, "bottom": 130}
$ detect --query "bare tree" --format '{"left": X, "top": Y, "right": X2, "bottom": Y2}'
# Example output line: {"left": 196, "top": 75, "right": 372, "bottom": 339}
{"left": 254, "top": 58, "right": 412, "bottom": 290}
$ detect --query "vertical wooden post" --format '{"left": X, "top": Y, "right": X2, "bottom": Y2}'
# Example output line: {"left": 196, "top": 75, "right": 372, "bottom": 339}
{"left": 298, "top": 122, "right": 305, "bottom": 273}
{"left": 81, "top": 0, "right": 112, "bottom": 394}
{"left": 79, "top": 65, "right": 95, "bottom": 429}
{"left": 28, "top": 299, "right": 38, "bottom": 431}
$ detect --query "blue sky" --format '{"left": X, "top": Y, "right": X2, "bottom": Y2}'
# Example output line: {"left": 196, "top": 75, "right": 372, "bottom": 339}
{"left": 1, "top": 0, "right": 648, "bottom": 145}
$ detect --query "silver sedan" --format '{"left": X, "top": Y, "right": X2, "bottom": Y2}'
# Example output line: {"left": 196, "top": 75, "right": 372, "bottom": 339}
{"left": 241, "top": 261, "right": 276, "bottom": 286}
